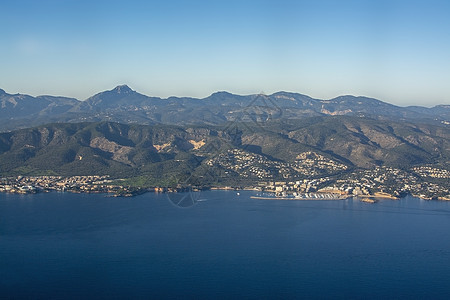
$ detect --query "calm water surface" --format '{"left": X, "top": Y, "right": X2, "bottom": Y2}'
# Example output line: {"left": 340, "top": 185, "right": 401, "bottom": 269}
{"left": 1, "top": 191, "right": 450, "bottom": 299}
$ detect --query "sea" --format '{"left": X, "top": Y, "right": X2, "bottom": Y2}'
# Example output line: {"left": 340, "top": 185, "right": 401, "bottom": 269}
{"left": 2, "top": 190, "right": 450, "bottom": 299}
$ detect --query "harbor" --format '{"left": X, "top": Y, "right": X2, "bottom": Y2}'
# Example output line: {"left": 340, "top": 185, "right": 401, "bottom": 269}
{"left": 251, "top": 192, "right": 351, "bottom": 201}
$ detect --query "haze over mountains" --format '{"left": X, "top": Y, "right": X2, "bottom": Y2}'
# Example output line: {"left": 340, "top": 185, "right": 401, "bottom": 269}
{"left": 1, "top": 85, "right": 449, "bottom": 132}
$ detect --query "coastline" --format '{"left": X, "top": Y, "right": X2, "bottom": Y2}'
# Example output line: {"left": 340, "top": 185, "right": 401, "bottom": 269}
{"left": 1, "top": 174, "right": 448, "bottom": 201}
{"left": 250, "top": 195, "right": 351, "bottom": 201}
{"left": 361, "top": 193, "right": 399, "bottom": 200}
{"left": 0, "top": 187, "right": 448, "bottom": 202}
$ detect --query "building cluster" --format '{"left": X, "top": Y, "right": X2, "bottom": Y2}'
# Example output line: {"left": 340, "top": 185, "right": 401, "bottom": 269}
{"left": 205, "top": 150, "right": 449, "bottom": 200}
{"left": 205, "top": 149, "right": 280, "bottom": 179}
{"left": 322, "top": 167, "right": 449, "bottom": 200}
{"left": 412, "top": 166, "right": 450, "bottom": 179}
{"left": 254, "top": 165, "right": 449, "bottom": 200}
{"left": 0, "top": 175, "right": 120, "bottom": 194}
{"left": 292, "top": 151, "right": 348, "bottom": 176}
{"left": 262, "top": 177, "right": 334, "bottom": 196}
{"left": 206, "top": 149, "right": 348, "bottom": 180}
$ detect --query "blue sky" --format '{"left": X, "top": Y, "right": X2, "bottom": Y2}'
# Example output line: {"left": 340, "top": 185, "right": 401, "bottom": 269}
{"left": 1, "top": 0, "right": 449, "bottom": 106}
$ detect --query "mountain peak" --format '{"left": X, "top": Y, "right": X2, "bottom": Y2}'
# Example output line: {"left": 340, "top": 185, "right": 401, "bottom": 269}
{"left": 0, "top": 88, "right": 6, "bottom": 95}
{"left": 208, "top": 91, "right": 234, "bottom": 98}
{"left": 112, "top": 85, "right": 133, "bottom": 94}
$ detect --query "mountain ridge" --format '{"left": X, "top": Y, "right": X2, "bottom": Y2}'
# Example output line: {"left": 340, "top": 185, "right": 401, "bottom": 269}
{"left": 0, "top": 118, "right": 448, "bottom": 179}
{"left": 1, "top": 85, "right": 448, "bottom": 106}
{"left": 0, "top": 85, "right": 449, "bottom": 132}
{"left": 4, "top": 85, "right": 445, "bottom": 107}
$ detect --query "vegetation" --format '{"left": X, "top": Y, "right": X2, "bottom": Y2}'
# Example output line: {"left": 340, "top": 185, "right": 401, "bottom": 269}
{"left": 0, "top": 118, "right": 448, "bottom": 188}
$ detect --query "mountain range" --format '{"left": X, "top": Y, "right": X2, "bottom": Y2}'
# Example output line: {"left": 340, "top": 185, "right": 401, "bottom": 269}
{"left": 1, "top": 85, "right": 449, "bottom": 132}
{"left": 0, "top": 118, "right": 448, "bottom": 183}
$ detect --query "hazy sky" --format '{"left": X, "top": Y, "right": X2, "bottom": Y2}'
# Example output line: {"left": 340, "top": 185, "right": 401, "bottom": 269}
{"left": 1, "top": 0, "right": 449, "bottom": 106}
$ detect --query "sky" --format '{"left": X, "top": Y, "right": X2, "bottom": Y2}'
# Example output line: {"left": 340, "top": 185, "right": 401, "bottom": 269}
{"left": 1, "top": 0, "right": 450, "bottom": 106}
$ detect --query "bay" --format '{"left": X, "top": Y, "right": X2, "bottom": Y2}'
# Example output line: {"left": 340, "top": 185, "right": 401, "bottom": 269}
{"left": 1, "top": 190, "right": 450, "bottom": 299}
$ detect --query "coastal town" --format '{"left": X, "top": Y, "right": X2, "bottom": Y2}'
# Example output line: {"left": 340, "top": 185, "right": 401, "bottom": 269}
{"left": 262, "top": 166, "right": 449, "bottom": 201}
{"left": 0, "top": 175, "right": 143, "bottom": 197}
{"left": 204, "top": 149, "right": 449, "bottom": 200}
{"left": 1, "top": 150, "right": 449, "bottom": 201}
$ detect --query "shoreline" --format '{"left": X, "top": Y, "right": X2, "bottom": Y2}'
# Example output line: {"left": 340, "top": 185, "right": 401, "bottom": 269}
{"left": 0, "top": 188, "right": 446, "bottom": 202}
{"left": 0, "top": 174, "right": 446, "bottom": 201}
{"left": 361, "top": 194, "right": 399, "bottom": 200}
{"left": 250, "top": 195, "right": 351, "bottom": 201}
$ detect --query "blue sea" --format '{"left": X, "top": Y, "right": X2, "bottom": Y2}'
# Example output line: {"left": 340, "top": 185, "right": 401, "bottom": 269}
{"left": 2, "top": 190, "right": 450, "bottom": 299}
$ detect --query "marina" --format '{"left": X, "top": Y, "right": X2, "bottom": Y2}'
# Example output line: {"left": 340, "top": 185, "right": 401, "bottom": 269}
{"left": 251, "top": 192, "right": 351, "bottom": 200}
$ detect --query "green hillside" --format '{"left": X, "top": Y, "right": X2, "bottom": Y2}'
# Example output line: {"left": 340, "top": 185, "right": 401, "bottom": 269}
{"left": 0, "top": 117, "right": 448, "bottom": 187}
